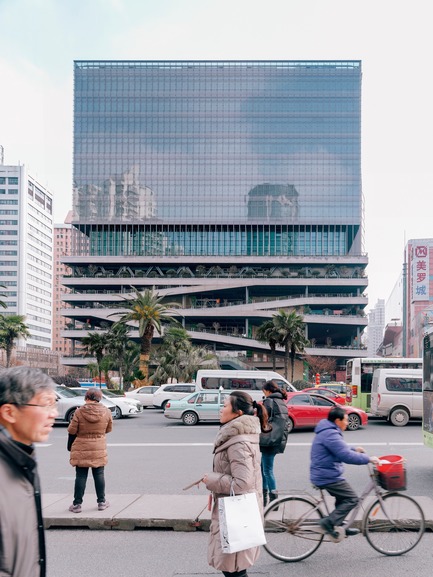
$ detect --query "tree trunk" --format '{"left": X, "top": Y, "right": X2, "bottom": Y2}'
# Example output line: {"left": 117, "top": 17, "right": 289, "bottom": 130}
{"left": 6, "top": 344, "right": 12, "bottom": 368}
{"left": 138, "top": 352, "right": 150, "bottom": 385}
{"left": 270, "top": 344, "right": 276, "bottom": 371}
{"left": 284, "top": 347, "right": 289, "bottom": 380}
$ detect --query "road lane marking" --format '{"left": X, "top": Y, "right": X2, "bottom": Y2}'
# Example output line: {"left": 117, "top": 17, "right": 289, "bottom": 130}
{"left": 103, "top": 441, "right": 425, "bottom": 448}
{"left": 107, "top": 443, "right": 214, "bottom": 447}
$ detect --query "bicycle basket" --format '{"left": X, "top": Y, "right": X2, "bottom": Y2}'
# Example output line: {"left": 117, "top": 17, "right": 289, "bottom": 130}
{"left": 376, "top": 455, "right": 406, "bottom": 491}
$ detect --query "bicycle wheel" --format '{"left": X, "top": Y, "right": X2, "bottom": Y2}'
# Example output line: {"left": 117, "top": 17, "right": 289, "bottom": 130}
{"left": 364, "top": 493, "right": 425, "bottom": 555}
{"left": 263, "top": 496, "right": 324, "bottom": 562}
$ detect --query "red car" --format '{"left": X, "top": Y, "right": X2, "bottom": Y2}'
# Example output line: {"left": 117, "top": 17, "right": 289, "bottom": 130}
{"left": 285, "top": 392, "right": 368, "bottom": 433}
{"left": 302, "top": 387, "right": 346, "bottom": 405}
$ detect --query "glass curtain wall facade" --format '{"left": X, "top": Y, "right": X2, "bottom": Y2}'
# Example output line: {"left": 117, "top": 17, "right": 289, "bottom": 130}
{"left": 73, "top": 61, "right": 362, "bottom": 258}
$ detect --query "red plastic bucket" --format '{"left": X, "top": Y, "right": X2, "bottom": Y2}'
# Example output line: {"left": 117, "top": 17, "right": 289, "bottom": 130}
{"left": 376, "top": 455, "right": 406, "bottom": 491}
{"left": 377, "top": 455, "right": 404, "bottom": 474}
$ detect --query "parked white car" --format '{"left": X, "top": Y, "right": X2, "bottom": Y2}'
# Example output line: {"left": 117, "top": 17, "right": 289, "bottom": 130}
{"left": 71, "top": 388, "right": 142, "bottom": 419}
{"left": 125, "top": 385, "right": 161, "bottom": 408}
{"left": 55, "top": 385, "right": 116, "bottom": 423}
{"left": 152, "top": 383, "right": 196, "bottom": 410}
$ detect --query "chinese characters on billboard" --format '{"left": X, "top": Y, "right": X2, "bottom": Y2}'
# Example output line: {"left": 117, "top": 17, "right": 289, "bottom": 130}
{"left": 412, "top": 244, "right": 429, "bottom": 302}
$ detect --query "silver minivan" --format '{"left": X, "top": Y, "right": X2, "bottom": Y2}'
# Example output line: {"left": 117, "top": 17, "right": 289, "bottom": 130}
{"left": 370, "top": 368, "right": 422, "bottom": 426}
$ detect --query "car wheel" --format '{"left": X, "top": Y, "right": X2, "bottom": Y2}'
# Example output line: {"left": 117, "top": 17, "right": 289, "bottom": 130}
{"left": 286, "top": 417, "right": 294, "bottom": 434}
{"left": 347, "top": 413, "right": 361, "bottom": 431}
{"left": 113, "top": 406, "right": 122, "bottom": 419}
{"left": 390, "top": 407, "right": 409, "bottom": 427}
{"left": 160, "top": 400, "right": 169, "bottom": 411}
{"left": 67, "top": 409, "right": 76, "bottom": 424}
{"left": 182, "top": 411, "right": 199, "bottom": 426}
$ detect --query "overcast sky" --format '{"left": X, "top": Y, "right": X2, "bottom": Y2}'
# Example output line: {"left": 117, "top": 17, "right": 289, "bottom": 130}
{"left": 1, "top": 0, "right": 432, "bottom": 313}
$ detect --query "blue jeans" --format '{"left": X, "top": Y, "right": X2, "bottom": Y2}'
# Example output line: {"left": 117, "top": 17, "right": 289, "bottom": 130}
{"left": 261, "top": 452, "right": 276, "bottom": 492}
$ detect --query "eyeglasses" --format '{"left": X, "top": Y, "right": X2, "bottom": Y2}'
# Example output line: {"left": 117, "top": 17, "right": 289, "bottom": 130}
{"left": 12, "top": 401, "right": 57, "bottom": 411}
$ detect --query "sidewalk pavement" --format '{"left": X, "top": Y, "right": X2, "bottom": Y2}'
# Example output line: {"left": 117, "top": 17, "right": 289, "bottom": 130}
{"left": 43, "top": 494, "right": 433, "bottom": 532}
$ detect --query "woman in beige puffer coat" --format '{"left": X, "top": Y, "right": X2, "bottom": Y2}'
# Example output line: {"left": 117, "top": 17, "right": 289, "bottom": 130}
{"left": 203, "top": 391, "right": 268, "bottom": 577}
{"left": 67, "top": 387, "right": 112, "bottom": 513}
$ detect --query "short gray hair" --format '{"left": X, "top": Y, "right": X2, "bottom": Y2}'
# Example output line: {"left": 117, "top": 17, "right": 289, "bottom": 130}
{"left": 0, "top": 367, "right": 56, "bottom": 406}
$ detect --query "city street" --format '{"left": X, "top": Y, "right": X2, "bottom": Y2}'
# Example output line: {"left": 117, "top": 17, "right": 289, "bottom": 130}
{"left": 38, "top": 409, "right": 433, "bottom": 497}
{"left": 47, "top": 527, "right": 433, "bottom": 577}
{"left": 40, "top": 410, "right": 433, "bottom": 576}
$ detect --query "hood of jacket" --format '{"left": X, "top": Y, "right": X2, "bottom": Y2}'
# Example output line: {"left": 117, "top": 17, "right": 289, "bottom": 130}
{"left": 214, "top": 414, "right": 261, "bottom": 450}
{"left": 78, "top": 402, "right": 108, "bottom": 423}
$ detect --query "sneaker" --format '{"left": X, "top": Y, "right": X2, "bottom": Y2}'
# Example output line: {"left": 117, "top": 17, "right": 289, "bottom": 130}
{"left": 345, "top": 527, "right": 360, "bottom": 537}
{"left": 98, "top": 500, "right": 110, "bottom": 511}
{"left": 319, "top": 517, "right": 339, "bottom": 539}
{"left": 69, "top": 504, "right": 82, "bottom": 513}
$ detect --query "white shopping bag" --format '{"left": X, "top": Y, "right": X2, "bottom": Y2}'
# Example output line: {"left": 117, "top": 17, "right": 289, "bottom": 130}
{"left": 218, "top": 492, "right": 266, "bottom": 554}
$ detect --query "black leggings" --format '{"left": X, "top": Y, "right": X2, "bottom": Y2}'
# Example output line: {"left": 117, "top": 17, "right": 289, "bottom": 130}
{"left": 222, "top": 571, "right": 248, "bottom": 577}
{"left": 73, "top": 466, "right": 105, "bottom": 505}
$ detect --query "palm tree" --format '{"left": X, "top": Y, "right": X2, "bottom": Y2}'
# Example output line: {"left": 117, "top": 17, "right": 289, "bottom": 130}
{"left": 111, "top": 288, "right": 179, "bottom": 385}
{"left": 0, "top": 285, "right": 7, "bottom": 310}
{"left": 80, "top": 331, "right": 111, "bottom": 387}
{"left": 106, "top": 323, "right": 133, "bottom": 390}
{"left": 0, "top": 314, "right": 30, "bottom": 367}
{"left": 121, "top": 342, "right": 141, "bottom": 389}
{"left": 256, "top": 320, "right": 280, "bottom": 371}
{"left": 272, "top": 310, "right": 309, "bottom": 382}
{"left": 151, "top": 325, "right": 193, "bottom": 384}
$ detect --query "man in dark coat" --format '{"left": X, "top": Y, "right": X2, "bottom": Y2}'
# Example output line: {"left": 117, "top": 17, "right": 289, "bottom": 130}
{"left": 0, "top": 367, "right": 57, "bottom": 577}
{"left": 310, "top": 406, "right": 378, "bottom": 538}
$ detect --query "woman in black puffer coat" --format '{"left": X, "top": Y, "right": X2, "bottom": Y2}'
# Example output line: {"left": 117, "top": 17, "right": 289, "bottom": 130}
{"left": 259, "top": 380, "right": 289, "bottom": 506}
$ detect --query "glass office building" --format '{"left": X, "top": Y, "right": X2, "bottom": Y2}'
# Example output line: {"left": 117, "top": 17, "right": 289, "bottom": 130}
{"left": 72, "top": 60, "right": 362, "bottom": 258}
{"left": 63, "top": 61, "right": 368, "bottom": 371}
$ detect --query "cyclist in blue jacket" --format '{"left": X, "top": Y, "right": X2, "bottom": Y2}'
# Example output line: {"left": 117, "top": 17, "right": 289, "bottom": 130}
{"left": 310, "top": 406, "right": 379, "bottom": 538}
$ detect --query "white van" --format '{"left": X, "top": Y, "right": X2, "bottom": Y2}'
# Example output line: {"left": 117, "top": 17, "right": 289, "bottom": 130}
{"left": 370, "top": 368, "right": 422, "bottom": 426}
{"left": 195, "top": 370, "right": 296, "bottom": 402}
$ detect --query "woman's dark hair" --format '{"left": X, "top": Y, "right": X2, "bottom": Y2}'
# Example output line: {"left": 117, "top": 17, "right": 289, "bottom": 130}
{"left": 228, "top": 391, "right": 269, "bottom": 431}
{"left": 262, "top": 379, "right": 288, "bottom": 400}
{"left": 84, "top": 387, "right": 103, "bottom": 402}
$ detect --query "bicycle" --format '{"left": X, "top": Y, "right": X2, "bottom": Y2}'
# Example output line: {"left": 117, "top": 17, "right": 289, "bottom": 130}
{"left": 263, "top": 462, "right": 425, "bottom": 562}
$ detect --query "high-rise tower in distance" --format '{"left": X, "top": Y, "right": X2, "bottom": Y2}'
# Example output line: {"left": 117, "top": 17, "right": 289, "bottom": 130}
{"left": 62, "top": 61, "right": 368, "bottom": 375}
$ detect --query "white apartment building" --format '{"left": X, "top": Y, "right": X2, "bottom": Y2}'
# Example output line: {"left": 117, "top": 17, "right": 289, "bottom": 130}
{"left": 367, "top": 298, "right": 385, "bottom": 356}
{"left": 0, "top": 163, "right": 53, "bottom": 349}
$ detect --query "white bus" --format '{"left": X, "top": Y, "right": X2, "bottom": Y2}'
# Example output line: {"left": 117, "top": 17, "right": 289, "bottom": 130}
{"left": 346, "top": 357, "right": 422, "bottom": 412}
{"left": 195, "top": 370, "right": 296, "bottom": 402}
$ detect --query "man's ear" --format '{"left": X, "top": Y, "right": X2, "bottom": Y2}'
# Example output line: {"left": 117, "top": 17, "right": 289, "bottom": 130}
{"left": 0, "top": 404, "right": 18, "bottom": 425}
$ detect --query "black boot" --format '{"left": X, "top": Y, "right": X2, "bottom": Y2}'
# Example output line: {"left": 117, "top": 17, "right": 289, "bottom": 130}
{"left": 263, "top": 490, "right": 269, "bottom": 507}
{"left": 269, "top": 490, "right": 279, "bottom": 510}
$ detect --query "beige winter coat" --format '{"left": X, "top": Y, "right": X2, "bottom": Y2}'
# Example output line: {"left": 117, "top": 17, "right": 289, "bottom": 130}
{"left": 68, "top": 402, "right": 112, "bottom": 467}
{"left": 205, "top": 414, "right": 263, "bottom": 573}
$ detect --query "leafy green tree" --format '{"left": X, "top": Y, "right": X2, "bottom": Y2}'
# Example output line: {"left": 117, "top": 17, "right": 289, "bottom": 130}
{"left": 272, "top": 310, "right": 309, "bottom": 382}
{"left": 121, "top": 343, "right": 141, "bottom": 389}
{"left": 105, "top": 323, "right": 134, "bottom": 390}
{"left": 52, "top": 375, "right": 81, "bottom": 388}
{"left": 0, "top": 314, "right": 30, "bottom": 367}
{"left": 256, "top": 320, "right": 280, "bottom": 371}
{"left": 80, "top": 331, "right": 111, "bottom": 387}
{"left": 152, "top": 325, "right": 218, "bottom": 384}
{"left": 111, "top": 288, "right": 179, "bottom": 385}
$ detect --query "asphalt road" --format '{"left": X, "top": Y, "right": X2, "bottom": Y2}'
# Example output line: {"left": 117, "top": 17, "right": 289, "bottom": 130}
{"left": 46, "top": 528, "right": 433, "bottom": 577}
{"left": 38, "top": 410, "right": 432, "bottom": 498}
{"left": 42, "top": 411, "right": 433, "bottom": 577}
